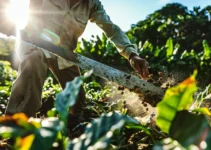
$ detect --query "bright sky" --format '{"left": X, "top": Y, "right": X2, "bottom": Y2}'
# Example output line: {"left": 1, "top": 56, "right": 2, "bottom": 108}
{"left": 80, "top": 0, "right": 211, "bottom": 40}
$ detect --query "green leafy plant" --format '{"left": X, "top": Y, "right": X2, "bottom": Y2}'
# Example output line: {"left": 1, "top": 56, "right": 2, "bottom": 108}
{"left": 0, "top": 113, "right": 63, "bottom": 150}
{"left": 127, "top": 3, "right": 211, "bottom": 53}
{"left": 75, "top": 34, "right": 129, "bottom": 68}
{"left": 0, "top": 72, "right": 154, "bottom": 150}
{"left": 83, "top": 81, "right": 109, "bottom": 102}
{"left": 42, "top": 77, "right": 62, "bottom": 100}
{"left": 68, "top": 112, "right": 150, "bottom": 150}
{"left": 155, "top": 71, "right": 211, "bottom": 149}
{"left": 56, "top": 76, "right": 84, "bottom": 123}
{"left": 156, "top": 71, "right": 197, "bottom": 133}
{"left": 0, "top": 61, "right": 17, "bottom": 115}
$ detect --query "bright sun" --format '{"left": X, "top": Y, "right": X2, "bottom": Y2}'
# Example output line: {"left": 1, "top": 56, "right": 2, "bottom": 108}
{"left": 7, "top": 0, "right": 30, "bottom": 30}
{"left": 6, "top": 0, "right": 30, "bottom": 62}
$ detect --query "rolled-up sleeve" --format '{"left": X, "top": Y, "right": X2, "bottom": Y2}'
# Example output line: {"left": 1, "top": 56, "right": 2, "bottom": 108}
{"left": 89, "top": 0, "right": 138, "bottom": 60}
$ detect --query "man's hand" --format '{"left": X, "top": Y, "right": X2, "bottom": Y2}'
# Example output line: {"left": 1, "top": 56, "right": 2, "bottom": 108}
{"left": 129, "top": 55, "right": 149, "bottom": 79}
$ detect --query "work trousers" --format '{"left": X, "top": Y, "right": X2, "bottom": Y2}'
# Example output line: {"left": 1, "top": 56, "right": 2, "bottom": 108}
{"left": 5, "top": 47, "right": 85, "bottom": 117}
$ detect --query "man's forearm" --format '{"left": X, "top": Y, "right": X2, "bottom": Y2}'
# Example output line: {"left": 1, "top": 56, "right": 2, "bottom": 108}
{"left": 89, "top": 0, "right": 139, "bottom": 60}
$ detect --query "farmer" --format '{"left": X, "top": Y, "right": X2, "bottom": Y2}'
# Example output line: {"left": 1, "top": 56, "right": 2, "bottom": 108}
{"left": 0, "top": 0, "right": 149, "bottom": 117}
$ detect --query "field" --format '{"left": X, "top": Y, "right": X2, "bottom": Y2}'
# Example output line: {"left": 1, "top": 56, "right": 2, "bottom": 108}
{"left": 0, "top": 3, "right": 211, "bottom": 150}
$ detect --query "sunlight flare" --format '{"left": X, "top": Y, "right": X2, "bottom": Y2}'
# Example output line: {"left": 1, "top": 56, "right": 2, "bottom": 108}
{"left": 7, "top": 0, "right": 30, "bottom": 62}
{"left": 7, "top": 0, "right": 30, "bottom": 30}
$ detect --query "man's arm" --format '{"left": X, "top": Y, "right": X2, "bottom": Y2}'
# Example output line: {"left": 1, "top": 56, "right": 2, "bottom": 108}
{"left": 89, "top": 0, "right": 149, "bottom": 78}
{"left": 89, "top": 0, "right": 138, "bottom": 60}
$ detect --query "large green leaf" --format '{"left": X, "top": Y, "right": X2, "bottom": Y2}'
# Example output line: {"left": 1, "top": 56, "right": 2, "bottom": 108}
{"left": 67, "top": 112, "right": 150, "bottom": 150}
{"left": 0, "top": 113, "right": 39, "bottom": 138}
{"left": 156, "top": 72, "right": 197, "bottom": 133}
{"left": 154, "top": 117, "right": 211, "bottom": 150}
{"left": 0, "top": 114, "right": 62, "bottom": 150}
{"left": 169, "top": 111, "right": 210, "bottom": 148}
{"left": 56, "top": 76, "right": 83, "bottom": 123}
{"left": 30, "top": 118, "right": 63, "bottom": 150}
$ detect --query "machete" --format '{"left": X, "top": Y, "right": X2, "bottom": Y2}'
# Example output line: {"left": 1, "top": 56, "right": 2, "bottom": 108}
{"left": 0, "top": 33, "right": 164, "bottom": 99}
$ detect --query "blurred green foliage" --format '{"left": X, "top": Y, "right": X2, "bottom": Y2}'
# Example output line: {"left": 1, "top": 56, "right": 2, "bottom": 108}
{"left": 75, "top": 34, "right": 130, "bottom": 69}
{"left": 42, "top": 77, "right": 61, "bottom": 100}
{"left": 0, "top": 68, "right": 210, "bottom": 149}
{"left": 0, "top": 113, "right": 63, "bottom": 150}
{"left": 127, "top": 3, "right": 211, "bottom": 53}
{"left": 0, "top": 61, "right": 62, "bottom": 117}
{"left": 156, "top": 71, "right": 197, "bottom": 133}
{"left": 0, "top": 72, "right": 153, "bottom": 150}
{"left": 83, "top": 81, "right": 109, "bottom": 102}
{"left": 0, "top": 61, "right": 17, "bottom": 115}
{"left": 76, "top": 31, "right": 211, "bottom": 84}
{"left": 68, "top": 112, "right": 150, "bottom": 150}
{"left": 155, "top": 72, "right": 211, "bottom": 149}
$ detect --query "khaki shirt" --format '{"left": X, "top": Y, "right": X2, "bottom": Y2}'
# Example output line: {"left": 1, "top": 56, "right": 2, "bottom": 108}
{"left": 25, "top": 0, "right": 138, "bottom": 69}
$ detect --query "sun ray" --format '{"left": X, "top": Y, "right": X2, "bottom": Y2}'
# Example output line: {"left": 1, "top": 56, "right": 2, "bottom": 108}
{"left": 7, "top": 0, "right": 30, "bottom": 62}
{"left": 8, "top": 0, "right": 30, "bottom": 30}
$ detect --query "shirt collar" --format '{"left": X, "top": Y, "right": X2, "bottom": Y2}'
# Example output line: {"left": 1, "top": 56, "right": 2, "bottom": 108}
{"left": 50, "top": 0, "right": 83, "bottom": 10}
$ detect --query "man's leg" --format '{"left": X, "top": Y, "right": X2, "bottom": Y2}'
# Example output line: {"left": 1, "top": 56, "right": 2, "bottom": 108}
{"left": 48, "top": 56, "right": 86, "bottom": 116}
{"left": 48, "top": 56, "right": 86, "bottom": 138}
{"left": 5, "top": 48, "right": 48, "bottom": 117}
